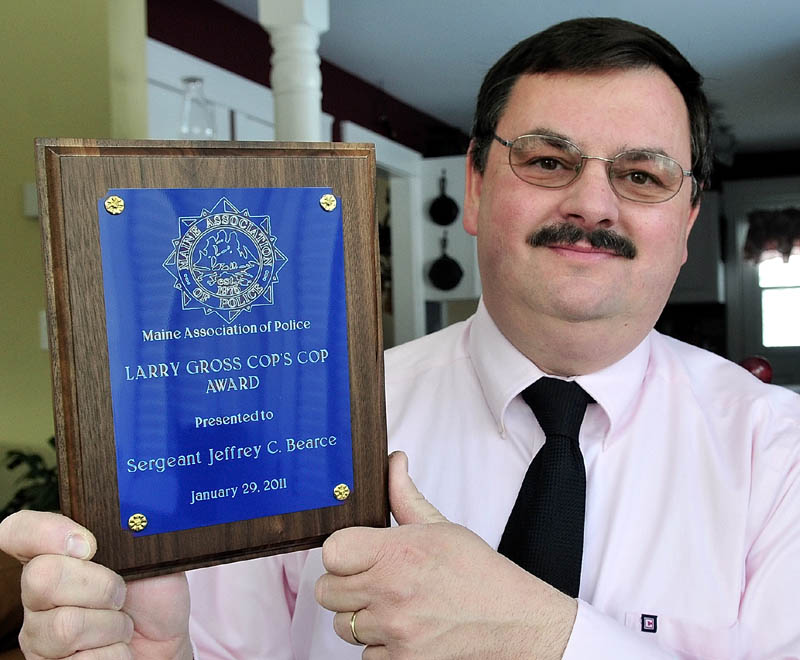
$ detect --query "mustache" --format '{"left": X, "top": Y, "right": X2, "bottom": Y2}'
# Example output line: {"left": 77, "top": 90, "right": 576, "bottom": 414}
{"left": 528, "top": 223, "right": 637, "bottom": 259}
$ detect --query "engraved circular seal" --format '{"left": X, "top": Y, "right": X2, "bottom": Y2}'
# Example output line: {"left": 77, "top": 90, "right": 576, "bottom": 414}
{"left": 175, "top": 211, "right": 275, "bottom": 315}
{"left": 164, "top": 197, "right": 288, "bottom": 323}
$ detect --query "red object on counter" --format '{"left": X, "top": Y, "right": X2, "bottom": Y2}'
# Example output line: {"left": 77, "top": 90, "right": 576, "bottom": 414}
{"left": 739, "top": 356, "right": 773, "bottom": 383}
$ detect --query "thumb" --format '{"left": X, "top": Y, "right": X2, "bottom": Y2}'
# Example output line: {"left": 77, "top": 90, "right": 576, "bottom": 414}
{"left": 0, "top": 511, "right": 96, "bottom": 563}
{"left": 388, "top": 451, "right": 447, "bottom": 526}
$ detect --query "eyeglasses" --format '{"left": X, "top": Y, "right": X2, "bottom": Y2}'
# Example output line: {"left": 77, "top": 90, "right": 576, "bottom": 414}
{"left": 493, "top": 134, "right": 694, "bottom": 203}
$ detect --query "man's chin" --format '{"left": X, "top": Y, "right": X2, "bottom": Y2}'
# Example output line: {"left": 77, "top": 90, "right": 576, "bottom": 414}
{"left": 545, "top": 296, "right": 622, "bottom": 325}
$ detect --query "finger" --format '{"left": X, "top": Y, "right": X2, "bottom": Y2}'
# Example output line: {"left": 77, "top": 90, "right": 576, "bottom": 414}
{"left": 21, "top": 643, "right": 134, "bottom": 660}
{"left": 388, "top": 451, "right": 447, "bottom": 526}
{"left": 21, "top": 554, "right": 126, "bottom": 612}
{"left": 20, "top": 606, "right": 133, "bottom": 659}
{"left": 123, "top": 572, "right": 190, "bottom": 641}
{"left": 315, "top": 571, "right": 370, "bottom": 613}
{"left": 362, "top": 645, "right": 389, "bottom": 660}
{"left": 333, "top": 609, "right": 378, "bottom": 646}
{"left": 321, "top": 526, "right": 389, "bottom": 576}
{"left": 0, "top": 510, "right": 96, "bottom": 563}
{"left": 71, "top": 643, "right": 134, "bottom": 660}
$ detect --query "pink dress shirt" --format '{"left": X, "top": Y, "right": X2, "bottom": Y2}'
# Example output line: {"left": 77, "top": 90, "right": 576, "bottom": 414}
{"left": 187, "top": 301, "right": 800, "bottom": 659}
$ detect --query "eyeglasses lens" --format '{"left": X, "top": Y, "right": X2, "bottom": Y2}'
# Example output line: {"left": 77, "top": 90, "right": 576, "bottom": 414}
{"left": 509, "top": 135, "right": 581, "bottom": 187}
{"left": 609, "top": 152, "right": 682, "bottom": 202}
{"left": 508, "top": 135, "right": 684, "bottom": 203}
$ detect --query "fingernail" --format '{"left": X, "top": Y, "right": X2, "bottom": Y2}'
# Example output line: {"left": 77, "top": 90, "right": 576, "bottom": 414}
{"left": 113, "top": 582, "right": 127, "bottom": 609}
{"left": 123, "top": 614, "right": 135, "bottom": 642}
{"left": 66, "top": 532, "right": 91, "bottom": 559}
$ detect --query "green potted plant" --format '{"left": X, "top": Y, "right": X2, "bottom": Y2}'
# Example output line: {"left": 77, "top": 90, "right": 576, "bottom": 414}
{"left": 1, "top": 438, "right": 59, "bottom": 654}
{"left": 1, "top": 437, "right": 59, "bottom": 519}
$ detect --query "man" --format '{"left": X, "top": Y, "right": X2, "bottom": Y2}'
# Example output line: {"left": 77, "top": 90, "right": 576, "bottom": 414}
{"left": 1, "top": 17, "right": 798, "bottom": 659}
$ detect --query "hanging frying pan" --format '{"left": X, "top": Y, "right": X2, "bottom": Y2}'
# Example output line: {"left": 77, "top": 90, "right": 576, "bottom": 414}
{"left": 429, "top": 169, "right": 459, "bottom": 225}
{"left": 428, "top": 231, "right": 464, "bottom": 291}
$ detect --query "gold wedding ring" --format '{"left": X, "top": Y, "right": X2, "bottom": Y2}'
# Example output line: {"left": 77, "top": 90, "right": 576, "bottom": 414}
{"left": 350, "top": 610, "right": 365, "bottom": 645}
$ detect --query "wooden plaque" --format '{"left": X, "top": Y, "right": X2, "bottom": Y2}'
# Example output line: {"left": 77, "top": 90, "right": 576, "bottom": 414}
{"left": 35, "top": 139, "right": 388, "bottom": 579}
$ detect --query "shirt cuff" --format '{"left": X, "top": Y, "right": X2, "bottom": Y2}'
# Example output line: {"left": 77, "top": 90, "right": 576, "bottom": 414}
{"left": 562, "top": 600, "right": 678, "bottom": 659}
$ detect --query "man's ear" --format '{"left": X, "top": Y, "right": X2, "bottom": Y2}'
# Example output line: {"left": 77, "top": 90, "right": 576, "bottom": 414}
{"left": 681, "top": 200, "right": 702, "bottom": 266}
{"left": 463, "top": 141, "right": 483, "bottom": 237}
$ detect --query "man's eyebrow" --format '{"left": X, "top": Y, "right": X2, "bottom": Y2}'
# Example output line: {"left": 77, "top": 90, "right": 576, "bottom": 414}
{"left": 518, "top": 127, "right": 574, "bottom": 143}
{"left": 619, "top": 144, "right": 673, "bottom": 158}
{"left": 514, "top": 128, "right": 681, "bottom": 160}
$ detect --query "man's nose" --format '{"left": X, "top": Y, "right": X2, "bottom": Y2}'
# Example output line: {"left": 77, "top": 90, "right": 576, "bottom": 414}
{"left": 557, "top": 158, "right": 620, "bottom": 229}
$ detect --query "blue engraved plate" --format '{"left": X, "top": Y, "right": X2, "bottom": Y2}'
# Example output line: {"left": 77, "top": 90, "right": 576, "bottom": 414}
{"left": 97, "top": 188, "right": 353, "bottom": 536}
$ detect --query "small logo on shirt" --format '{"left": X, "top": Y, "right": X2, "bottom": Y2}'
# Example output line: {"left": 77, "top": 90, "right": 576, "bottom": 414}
{"left": 641, "top": 614, "right": 658, "bottom": 633}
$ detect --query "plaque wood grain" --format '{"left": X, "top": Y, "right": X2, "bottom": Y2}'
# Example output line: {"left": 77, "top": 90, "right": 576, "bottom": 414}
{"left": 35, "top": 139, "right": 388, "bottom": 579}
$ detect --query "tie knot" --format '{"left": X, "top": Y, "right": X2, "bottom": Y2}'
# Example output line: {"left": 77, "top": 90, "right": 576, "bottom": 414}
{"left": 522, "top": 378, "right": 593, "bottom": 441}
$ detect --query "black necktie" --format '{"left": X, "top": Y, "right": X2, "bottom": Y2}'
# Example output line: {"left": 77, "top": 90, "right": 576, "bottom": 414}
{"left": 497, "top": 377, "right": 593, "bottom": 597}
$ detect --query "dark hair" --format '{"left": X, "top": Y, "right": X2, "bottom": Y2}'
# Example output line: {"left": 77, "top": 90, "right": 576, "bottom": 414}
{"left": 470, "top": 17, "right": 711, "bottom": 204}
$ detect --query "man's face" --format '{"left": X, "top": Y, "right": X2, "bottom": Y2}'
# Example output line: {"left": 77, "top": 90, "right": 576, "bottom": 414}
{"left": 463, "top": 68, "right": 700, "bottom": 360}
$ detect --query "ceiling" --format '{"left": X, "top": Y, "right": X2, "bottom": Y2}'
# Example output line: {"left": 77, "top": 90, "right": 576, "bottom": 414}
{"left": 218, "top": 1, "right": 800, "bottom": 154}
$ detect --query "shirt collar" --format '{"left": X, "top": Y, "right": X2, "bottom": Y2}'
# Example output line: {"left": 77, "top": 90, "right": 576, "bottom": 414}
{"left": 468, "top": 299, "right": 651, "bottom": 444}
{"left": 576, "top": 333, "right": 651, "bottom": 446}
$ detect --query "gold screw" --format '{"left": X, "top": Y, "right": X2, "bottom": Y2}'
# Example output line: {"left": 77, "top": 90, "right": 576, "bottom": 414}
{"left": 333, "top": 483, "right": 351, "bottom": 501}
{"left": 128, "top": 513, "right": 148, "bottom": 532}
{"left": 319, "top": 194, "right": 337, "bottom": 212}
{"left": 105, "top": 195, "right": 125, "bottom": 215}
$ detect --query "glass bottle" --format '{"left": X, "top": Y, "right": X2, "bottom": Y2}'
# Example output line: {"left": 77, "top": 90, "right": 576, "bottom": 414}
{"left": 178, "top": 76, "right": 215, "bottom": 139}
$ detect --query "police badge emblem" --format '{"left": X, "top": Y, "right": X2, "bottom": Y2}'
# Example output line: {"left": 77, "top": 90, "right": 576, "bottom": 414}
{"left": 163, "top": 196, "right": 288, "bottom": 323}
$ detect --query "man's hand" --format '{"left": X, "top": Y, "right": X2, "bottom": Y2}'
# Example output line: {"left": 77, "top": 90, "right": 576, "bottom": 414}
{"left": 315, "top": 452, "right": 578, "bottom": 659}
{"left": 0, "top": 510, "right": 192, "bottom": 660}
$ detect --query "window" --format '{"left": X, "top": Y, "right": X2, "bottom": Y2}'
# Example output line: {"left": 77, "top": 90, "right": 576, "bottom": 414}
{"left": 759, "top": 254, "right": 800, "bottom": 347}
{"left": 723, "top": 178, "right": 800, "bottom": 388}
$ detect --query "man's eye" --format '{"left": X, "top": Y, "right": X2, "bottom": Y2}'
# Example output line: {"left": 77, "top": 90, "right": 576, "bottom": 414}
{"left": 526, "top": 157, "right": 563, "bottom": 170}
{"left": 623, "top": 170, "right": 662, "bottom": 187}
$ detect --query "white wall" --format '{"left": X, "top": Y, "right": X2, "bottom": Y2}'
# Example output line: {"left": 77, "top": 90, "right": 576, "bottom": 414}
{"left": 147, "top": 38, "right": 332, "bottom": 141}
